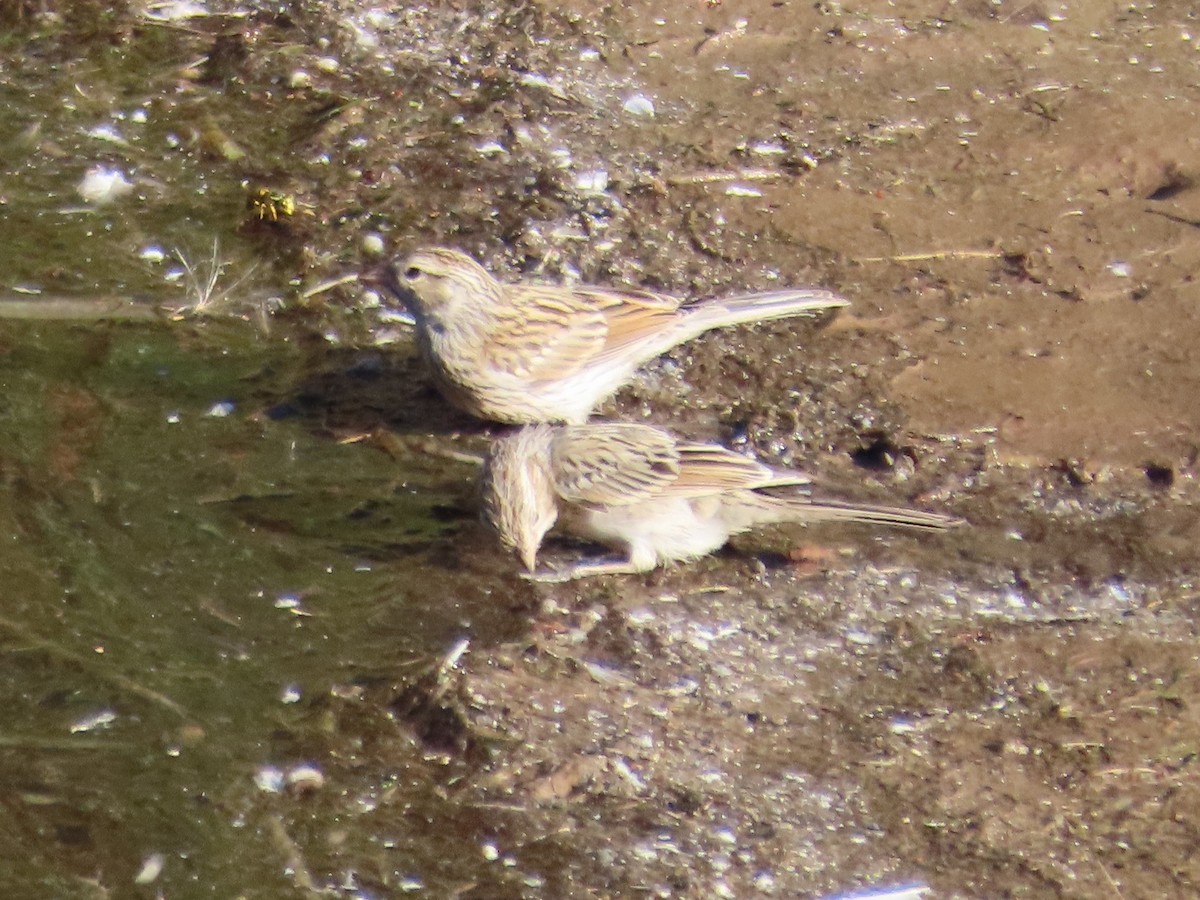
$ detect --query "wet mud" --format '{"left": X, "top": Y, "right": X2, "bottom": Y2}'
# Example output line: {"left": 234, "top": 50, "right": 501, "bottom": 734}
{"left": 1, "top": 1, "right": 1198, "bottom": 897}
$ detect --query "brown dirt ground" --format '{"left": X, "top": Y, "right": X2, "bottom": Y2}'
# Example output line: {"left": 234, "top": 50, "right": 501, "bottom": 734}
{"left": 17, "top": 1, "right": 1198, "bottom": 896}
{"left": 280, "top": 2, "right": 1200, "bottom": 896}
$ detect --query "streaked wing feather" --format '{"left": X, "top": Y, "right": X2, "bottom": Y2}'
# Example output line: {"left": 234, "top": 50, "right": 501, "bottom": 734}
{"left": 551, "top": 425, "right": 680, "bottom": 507}
{"left": 483, "top": 286, "right": 608, "bottom": 380}
{"left": 668, "top": 443, "right": 810, "bottom": 496}
{"left": 572, "top": 286, "right": 683, "bottom": 358}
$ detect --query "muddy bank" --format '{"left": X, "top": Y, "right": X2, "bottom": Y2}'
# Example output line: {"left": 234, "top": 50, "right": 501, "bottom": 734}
{"left": 0, "top": 1, "right": 1197, "bottom": 897}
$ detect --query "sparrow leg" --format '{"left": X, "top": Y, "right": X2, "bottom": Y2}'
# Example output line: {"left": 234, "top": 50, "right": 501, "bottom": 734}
{"left": 521, "top": 555, "right": 643, "bottom": 582}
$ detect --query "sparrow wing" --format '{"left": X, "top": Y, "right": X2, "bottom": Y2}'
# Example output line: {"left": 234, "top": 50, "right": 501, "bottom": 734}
{"left": 550, "top": 425, "right": 812, "bottom": 507}
{"left": 550, "top": 424, "right": 681, "bottom": 507}
{"left": 573, "top": 286, "right": 681, "bottom": 341}
{"left": 671, "top": 443, "right": 811, "bottom": 494}
{"left": 482, "top": 285, "right": 610, "bottom": 381}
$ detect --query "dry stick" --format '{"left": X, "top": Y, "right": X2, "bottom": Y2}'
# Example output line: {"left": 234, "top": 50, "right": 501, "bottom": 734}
{"left": 301, "top": 273, "right": 359, "bottom": 300}
{"left": 263, "top": 814, "right": 328, "bottom": 896}
{"left": 856, "top": 249, "right": 1003, "bottom": 263}
{"left": 0, "top": 735, "right": 128, "bottom": 751}
{"left": 666, "top": 167, "right": 782, "bottom": 185}
{"left": 0, "top": 613, "right": 187, "bottom": 718}
{"left": 0, "top": 296, "right": 160, "bottom": 321}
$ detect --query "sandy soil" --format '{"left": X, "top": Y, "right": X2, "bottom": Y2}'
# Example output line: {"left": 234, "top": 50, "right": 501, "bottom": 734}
{"left": 6, "top": 1, "right": 1200, "bottom": 897}
{"left": 288, "top": 1, "right": 1200, "bottom": 896}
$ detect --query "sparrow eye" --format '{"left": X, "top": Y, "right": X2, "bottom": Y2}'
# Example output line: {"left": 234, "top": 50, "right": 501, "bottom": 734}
{"left": 403, "top": 266, "right": 422, "bottom": 281}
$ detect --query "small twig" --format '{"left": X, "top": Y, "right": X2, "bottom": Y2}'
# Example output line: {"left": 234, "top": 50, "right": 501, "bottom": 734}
{"left": 667, "top": 168, "right": 782, "bottom": 185}
{"left": 0, "top": 735, "right": 129, "bottom": 751}
{"left": 342, "top": 430, "right": 486, "bottom": 467}
{"left": 0, "top": 613, "right": 186, "bottom": 718}
{"left": 301, "top": 273, "right": 360, "bottom": 300}
{"left": 0, "top": 296, "right": 159, "bottom": 321}
{"left": 263, "top": 815, "right": 330, "bottom": 896}
{"left": 856, "top": 249, "right": 1003, "bottom": 263}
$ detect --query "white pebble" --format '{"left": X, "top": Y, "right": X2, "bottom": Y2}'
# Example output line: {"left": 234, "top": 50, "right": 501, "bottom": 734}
{"left": 622, "top": 93, "right": 655, "bottom": 117}
{"left": 575, "top": 169, "right": 609, "bottom": 192}
{"left": 77, "top": 166, "right": 133, "bottom": 204}
{"left": 361, "top": 232, "right": 385, "bottom": 256}
{"left": 133, "top": 853, "right": 164, "bottom": 885}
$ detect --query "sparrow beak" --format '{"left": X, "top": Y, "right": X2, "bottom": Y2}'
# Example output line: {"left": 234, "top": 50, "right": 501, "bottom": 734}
{"left": 359, "top": 262, "right": 412, "bottom": 303}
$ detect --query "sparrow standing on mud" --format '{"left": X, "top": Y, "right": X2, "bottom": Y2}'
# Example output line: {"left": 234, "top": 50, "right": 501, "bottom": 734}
{"left": 376, "top": 248, "right": 848, "bottom": 424}
{"left": 481, "top": 423, "right": 959, "bottom": 581}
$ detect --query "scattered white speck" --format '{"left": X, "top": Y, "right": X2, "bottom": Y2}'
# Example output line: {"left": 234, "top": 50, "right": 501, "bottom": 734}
{"left": 612, "top": 757, "right": 646, "bottom": 791}
{"left": 142, "top": 1, "right": 208, "bottom": 21}
{"left": 475, "top": 140, "right": 506, "bottom": 156}
{"left": 821, "top": 883, "right": 930, "bottom": 900}
{"left": 518, "top": 72, "right": 567, "bottom": 99}
{"left": 365, "top": 10, "right": 396, "bottom": 28}
{"left": 130, "top": 108, "right": 148, "bottom": 124}
{"left": 1106, "top": 581, "right": 1131, "bottom": 603}
{"left": 285, "top": 764, "right": 325, "bottom": 792}
{"left": 166, "top": 411, "right": 181, "bottom": 424}
{"left": 281, "top": 684, "right": 302, "bottom": 704}
{"left": 575, "top": 169, "right": 609, "bottom": 192}
{"left": 362, "top": 232, "right": 385, "bottom": 256}
{"left": 482, "top": 842, "right": 500, "bottom": 861}
{"left": 86, "top": 124, "right": 125, "bottom": 144}
{"left": 77, "top": 166, "right": 133, "bottom": 204}
{"left": 205, "top": 401, "right": 235, "bottom": 418}
{"left": 139, "top": 245, "right": 166, "bottom": 263}
{"left": 71, "top": 710, "right": 117, "bottom": 733}
{"left": 579, "top": 48, "right": 600, "bottom": 61}
{"left": 399, "top": 876, "right": 424, "bottom": 891}
{"left": 289, "top": 70, "right": 312, "bottom": 89}
{"left": 1003, "top": 589, "right": 1028, "bottom": 609}
{"left": 622, "top": 93, "right": 655, "bottom": 117}
{"left": 750, "top": 141, "right": 786, "bottom": 155}
{"left": 1107, "top": 260, "right": 1131, "bottom": 278}
{"left": 254, "top": 766, "right": 285, "bottom": 793}
{"left": 625, "top": 606, "right": 655, "bottom": 625}
{"left": 724, "top": 184, "right": 763, "bottom": 198}
{"left": 133, "top": 853, "right": 165, "bottom": 885}
{"left": 315, "top": 56, "right": 339, "bottom": 73}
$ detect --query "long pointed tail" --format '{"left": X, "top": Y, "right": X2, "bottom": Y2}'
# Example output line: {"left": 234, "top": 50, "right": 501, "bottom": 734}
{"left": 681, "top": 288, "right": 849, "bottom": 336}
{"left": 728, "top": 493, "right": 961, "bottom": 532}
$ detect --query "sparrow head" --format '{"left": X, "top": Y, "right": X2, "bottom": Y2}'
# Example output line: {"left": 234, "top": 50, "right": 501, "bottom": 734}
{"left": 377, "top": 247, "right": 499, "bottom": 323}
{"left": 480, "top": 426, "right": 559, "bottom": 573}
